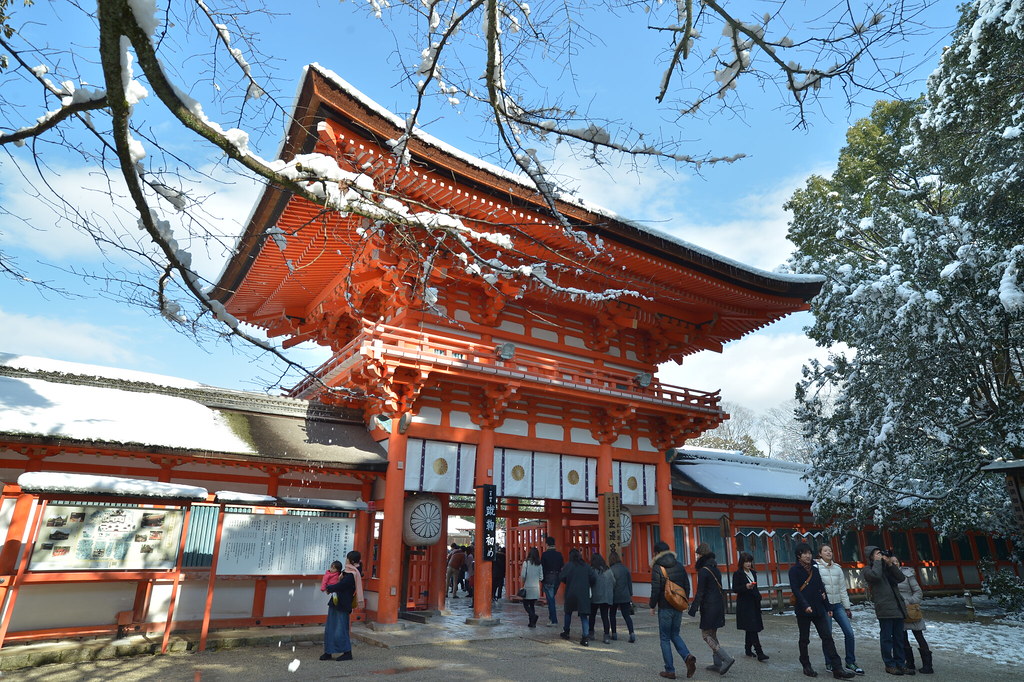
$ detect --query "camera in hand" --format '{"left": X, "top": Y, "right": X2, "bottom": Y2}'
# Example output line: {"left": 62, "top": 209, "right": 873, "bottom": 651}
{"left": 880, "top": 549, "right": 895, "bottom": 558}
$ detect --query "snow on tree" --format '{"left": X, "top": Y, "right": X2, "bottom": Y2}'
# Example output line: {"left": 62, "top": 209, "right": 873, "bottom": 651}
{"left": 0, "top": 0, "right": 933, "bottom": 384}
{"left": 787, "top": 0, "right": 1024, "bottom": 538}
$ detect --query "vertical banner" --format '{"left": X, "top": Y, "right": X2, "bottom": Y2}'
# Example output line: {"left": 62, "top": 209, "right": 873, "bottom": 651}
{"left": 603, "top": 491, "right": 621, "bottom": 558}
{"left": 482, "top": 484, "right": 497, "bottom": 561}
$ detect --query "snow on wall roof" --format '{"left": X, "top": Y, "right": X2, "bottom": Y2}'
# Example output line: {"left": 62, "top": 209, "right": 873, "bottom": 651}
{"left": 0, "top": 374, "right": 255, "bottom": 454}
{"left": 672, "top": 446, "right": 811, "bottom": 501}
{"left": 18, "top": 472, "right": 208, "bottom": 500}
{"left": 0, "top": 352, "right": 203, "bottom": 389}
{"left": 306, "top": 65, "right": 823, "bottom": 287}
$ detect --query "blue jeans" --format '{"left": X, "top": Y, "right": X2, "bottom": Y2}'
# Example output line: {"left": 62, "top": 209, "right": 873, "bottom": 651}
{"left": 324, "top": 607, "right": 351, "bottom": 655}
{"left": 829, "top": 603, "right": 856, "bottom": 665}
{"left": 543, "top": 582, "right": 559, "bottom": 624}
{"left": 563, "top": 608, "right": 590, "bottom": 638}
{"left": 657, "top": 608, "right": 691, "bottom": 673}
{"left": 878, "top": 618, "right": 905, "bottom": 668}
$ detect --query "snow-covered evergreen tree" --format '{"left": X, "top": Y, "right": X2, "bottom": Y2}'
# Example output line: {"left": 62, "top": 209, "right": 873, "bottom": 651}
{"left": 787, "top": 0, "right": 1024, "bottom": 538}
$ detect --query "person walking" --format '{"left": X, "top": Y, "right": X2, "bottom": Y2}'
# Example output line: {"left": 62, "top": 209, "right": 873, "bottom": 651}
{"left": 649, "top": 539, "right": 696, "bottom": 680}
{"left": 520, "top": 546, "right": 544, "bottom": 628}
{"left": 446, "top": 544, "right": 466, "bottom": 599}
{"left": 321, "top": 550, "right": 363, "bottom": 662}
{"left": 688, "top": 542, "right": 735, "bottom": 675}
{"left": 896, "top": 555, "right": 934, "bottom": 675}
{"left": 862, "top": 546, "right": 908, "bottom": 675}
{"left": 817, "top": 545, "right": 864, "bottom": 675}
{"left": 492, "top": 546, "right": 507, "bottom": 601}
{"left": 608, "top": 549, "right": 635, "bottom": 643}
{"left": 588, "top": 552, "right": 615, "bottom": 644}
{"left": 789, "top": 542, "right": 855, "bottom": 679}
{"left": 465, "top": 544, "right": 475, "bottom": 605}
{"left": 541, "top": 535, "right": 565, "bottom": 626}
{"left": 558, "top": 548, "right": 596, "bottom": 646}
{"left": 731, "top": 551, "right": 768, "bottom": 662}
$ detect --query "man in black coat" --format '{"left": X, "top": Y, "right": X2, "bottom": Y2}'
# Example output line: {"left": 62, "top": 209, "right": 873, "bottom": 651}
{"left": 649, "top": 540, "right": 697, "bottom": 679}
{"left": 789, "top": 542, "right": 855, "bottom": 679}
{"left": 540, "top": 536, "right": 565, "bottom": 626}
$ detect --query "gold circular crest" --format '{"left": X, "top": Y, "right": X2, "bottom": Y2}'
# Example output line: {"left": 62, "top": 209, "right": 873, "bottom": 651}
{"left": 627, "top": 476, "right": 638, "bottom": 491}
{"left": 511, "top": 465, "right": 526, "bottom": 481}
{"left": 567, "top": 469, "right": 580, "bottom": 486}
{"left": 432, "top": 458, "right": 449, "bottom": 476}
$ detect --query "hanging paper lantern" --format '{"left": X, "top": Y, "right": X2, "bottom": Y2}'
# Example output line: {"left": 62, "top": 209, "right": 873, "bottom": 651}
{"left": 403, "top": 493, "right": 443, "bottom": 546}
{"left": 619, "top": 506, "right": 633, "bottom": 547}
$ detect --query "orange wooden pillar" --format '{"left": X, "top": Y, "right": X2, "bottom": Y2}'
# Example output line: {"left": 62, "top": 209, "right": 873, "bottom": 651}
{"left": 546, "top": 498, "right": 565, "bottom": 552}
{"left": 656, "top": 456, "right": 674, "bottom": 546}
{"left": 596, "top": 441, "right": 613, "bottom": 559}
{"left": 472, "top": 427, "right": 495, "bottom": 620}
{"left": 426, "top": 495, "right": 449, "bottom": 612}
{"left": 376, "top": 420, "right": 409, "bottom": 624}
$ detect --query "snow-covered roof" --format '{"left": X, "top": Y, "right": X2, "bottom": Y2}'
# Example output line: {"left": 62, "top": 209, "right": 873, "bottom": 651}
{"left": 18, "top": 472, "right": 208, "bottom": 500}
{"left": 0, "top": 374, "right": 255, "bottom": 454}
{"left": 0, "top": 352, "right": 203, "bottom": 389}
{"left": 671, "top": 446, "right": 811, "bottom": 501}
{"left": 0, "top": 354, "right": 389, "bottom": 470}
{"left": 307, "top": 64, "right": 823, "bottom": 289}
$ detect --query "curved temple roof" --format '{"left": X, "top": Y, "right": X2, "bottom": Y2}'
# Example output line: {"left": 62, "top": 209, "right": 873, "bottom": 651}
{"left": 213, "top": 65, "right": 822, "bottom": 353}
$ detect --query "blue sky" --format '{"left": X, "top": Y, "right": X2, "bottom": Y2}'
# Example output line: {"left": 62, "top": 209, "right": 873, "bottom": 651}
{"left": 0, "top": 2, "right": 960, "bottom": 411}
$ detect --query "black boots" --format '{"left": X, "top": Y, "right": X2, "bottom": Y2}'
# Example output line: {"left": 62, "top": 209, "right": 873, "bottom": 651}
{"left": 755, "top": 644, "right": 770, "bottom": 662}
{"left": 918, "top": 646, "right": 934, "bottom": 674}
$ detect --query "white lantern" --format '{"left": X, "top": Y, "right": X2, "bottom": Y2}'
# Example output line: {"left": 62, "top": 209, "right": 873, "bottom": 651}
{"left": 403, "top": 493, "right": 443, "bottom": 546}
{"left": 619, "top": 506, "right": 633, "bottom": 547}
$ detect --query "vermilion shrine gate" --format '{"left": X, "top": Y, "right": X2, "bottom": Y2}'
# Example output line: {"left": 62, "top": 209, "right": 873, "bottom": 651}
{"left": 212, "top": 65, "right": 821, "bottom": 625}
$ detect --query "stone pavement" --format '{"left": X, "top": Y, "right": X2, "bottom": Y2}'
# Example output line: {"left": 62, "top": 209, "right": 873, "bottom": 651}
{"left": 0, "top": 597, "right": 1019, "bottom": 681}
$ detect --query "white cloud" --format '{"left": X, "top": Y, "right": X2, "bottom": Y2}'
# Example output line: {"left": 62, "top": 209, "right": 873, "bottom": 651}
{"left": 0, "top": 157, "right": 260, "bottom": 286}
{"left": 548, "top": 151, "right": 831, "bottom": 271}
{"left": 0, "top": 308, "right": 145, "bottom": 367}
{"left": 657, "top": 315, "right": 843, "bottom": 414}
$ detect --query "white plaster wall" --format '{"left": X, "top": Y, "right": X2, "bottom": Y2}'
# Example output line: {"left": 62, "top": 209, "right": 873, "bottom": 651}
{"left": 498, "top": 320, "right": 525, "bottom": 335}
{"left": 494, "top": 419, "right": 529, "bottom": 436}
{"left": 570, "top": 427, "right": 600, "bottom": 446}
{"left": 535, "top": 423, "right": 564, "bottom": 440}
{"left": 414, "top": 406, "right": 443, "bottom": 425}
{"left": 10, "top": 582, "right": 135, "bottom": 631}
{"left": 147, "top": 581, "right": 257, "bottom": 622}
{"left": 530, "top": 328, "right": 559, "bottom": 342}
{"left": 448, "top": 411, "right": 478, "bottom": 429}
{"left": 264, "top": 579, "right": 325, "bottom": 617}
{"left": 636, "top": 437, "right": 658, "bottom": 452}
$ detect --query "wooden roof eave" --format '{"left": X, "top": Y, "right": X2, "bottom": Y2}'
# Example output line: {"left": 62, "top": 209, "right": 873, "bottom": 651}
{"left": 212, "top": 66, "right": 822, "bottom": 309}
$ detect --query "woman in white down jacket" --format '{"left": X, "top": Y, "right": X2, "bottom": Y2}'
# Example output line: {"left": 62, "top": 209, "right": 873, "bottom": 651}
{"left": 816, "top": 545, "right": 863, "bottom": 675}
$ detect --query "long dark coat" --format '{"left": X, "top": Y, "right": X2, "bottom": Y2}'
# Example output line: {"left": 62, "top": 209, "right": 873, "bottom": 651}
{"left": 559, "top": 560, "right": 596, "bottom": 613}
{"left": 687, "top": 553, "right": 726, "bottom": 629}
{"left": 731, "top": 567, "right": 764, "bottom": 633}
{"left": 862, "top": 547, "right": 907, "bottom": 620}
{"left": 325, "top": 571, "right": 356, "bottom": 613}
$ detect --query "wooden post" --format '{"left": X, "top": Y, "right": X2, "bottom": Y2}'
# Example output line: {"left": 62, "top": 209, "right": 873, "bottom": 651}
{"left": 375, "top": 420, "right": 408, "bottom": 624}
{"left": 198, "top": 504, "right": 226, "bottom": 651}
{"left": 0, "top": 496, "right": 44, "bottom": 650}
{"left": 656, "top": 457, "right": 674, "bottom": 546}
{"left": 160, "top": 504, "right": 193, "bottom": 654}
{"left": 596, "top": 442, "right": 613, "bottom": 558}
{"left": 473, "top": 427, "right": 495, "bottom": 620}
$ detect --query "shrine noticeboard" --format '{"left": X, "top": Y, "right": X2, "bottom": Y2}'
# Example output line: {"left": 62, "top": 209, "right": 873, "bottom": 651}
{"left": 30, "top": 505, "right": 184, "bottom": 571}
{"left": 215, "top": 512, "right": 356, "bottom": 576}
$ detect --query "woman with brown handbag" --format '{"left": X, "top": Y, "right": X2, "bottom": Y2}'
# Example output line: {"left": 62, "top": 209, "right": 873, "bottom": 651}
{"left": 896, "top": 555, "right": 934, "bottom": 674}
